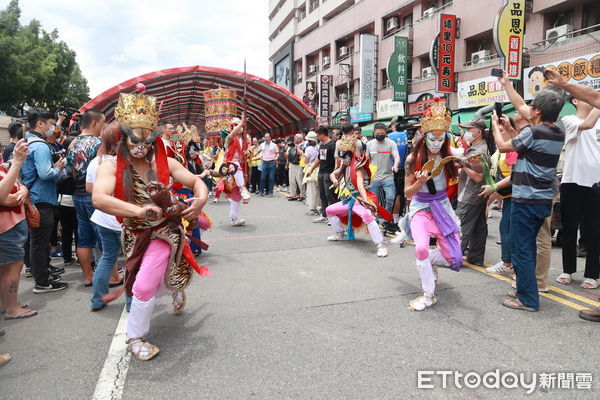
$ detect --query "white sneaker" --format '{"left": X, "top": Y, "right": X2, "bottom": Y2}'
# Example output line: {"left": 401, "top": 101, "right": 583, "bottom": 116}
{"left": 485, "top": 261, "right": 513, "bottom": 275}
{"left": 327, "top": 232, "right": 345, "bottom": 241}
{"left": 376, "top": 243, "right": 388, "bottom": 257}
{"left": 390, "top": 230, "right": 408, "bottom": 245}
{"left": 231, "top": 218, "right": 246, "bottom": 226}
{"left": 240, "top": 187, "right": 251, "bottom": 201}
{"left": 313, "top": 216, "right": 327, "bottom": 223}
{"left": 212, "top": 198, "right": 218, "bottom": 203}
{"left": 408, "top": 293, "right": 437, "bottom": 311}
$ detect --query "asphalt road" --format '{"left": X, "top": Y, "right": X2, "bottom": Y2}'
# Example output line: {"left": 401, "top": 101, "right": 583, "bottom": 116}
{"left": 1, "top": 191, "right": 598, "bottom": 399}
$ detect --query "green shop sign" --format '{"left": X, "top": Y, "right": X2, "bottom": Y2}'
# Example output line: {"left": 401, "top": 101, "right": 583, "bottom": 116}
{"left": 387, "top": 36, "right": 409, "bottom": 103}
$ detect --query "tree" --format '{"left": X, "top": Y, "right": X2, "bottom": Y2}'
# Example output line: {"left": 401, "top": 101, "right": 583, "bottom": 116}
{"left": 0, "top": 0, "right": 90, "bottom": 116}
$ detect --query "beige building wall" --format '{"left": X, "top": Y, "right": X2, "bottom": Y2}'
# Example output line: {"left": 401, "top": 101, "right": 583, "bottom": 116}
{"left": 268, "top": 0, "right": 600, "bottom": 123}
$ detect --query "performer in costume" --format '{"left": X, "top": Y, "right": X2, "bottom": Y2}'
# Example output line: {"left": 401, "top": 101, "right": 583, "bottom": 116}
{"left": 400, "top": 98, "right": 462, "bottom": 311}
{"left": 223, "top": 115, "right": 251, "bottom": 225}
{"left": 92, "top": 91, "right": 210, "bottom": 360}
{"left": 326, "top": 135, "right": 391, "bottom": 258}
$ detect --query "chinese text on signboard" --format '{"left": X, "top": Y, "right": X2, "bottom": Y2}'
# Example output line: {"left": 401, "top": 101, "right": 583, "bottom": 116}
{"left": 387, "top": 36, "right": 409, "bottom": 102}
{"left": 437, "top": 14, "right": 456, "bottom": 93}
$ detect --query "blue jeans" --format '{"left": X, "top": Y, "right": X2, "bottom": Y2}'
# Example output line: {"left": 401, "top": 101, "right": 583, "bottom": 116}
{"left": 73, "top": 195, "right": 99, "bottom": 248}
{"left": 499, "top": 197, "right": 512, "bottom": 264}
{"left": 260, "top": 160, "right": 276, "bottom": 194}
{"left": 370, "top": 180, "right": 396, "bottom": 214}
{"left": 90, "top": 224, "right": 121, "bottom": 309}
{"left": 510, "top": 202, "right": 551, "bottom": 310}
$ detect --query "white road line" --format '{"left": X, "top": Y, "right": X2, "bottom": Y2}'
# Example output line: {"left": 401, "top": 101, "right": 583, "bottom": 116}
{"left": 93, "top": 307, "right": 131, "bottom": 400}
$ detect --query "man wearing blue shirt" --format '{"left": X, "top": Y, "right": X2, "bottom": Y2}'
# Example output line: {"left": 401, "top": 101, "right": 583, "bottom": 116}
{"left": 388, "top": 123, "right": 409, "bottom": 224}
{"left": 21, "top": 108, "right": 69, "bottom": 293}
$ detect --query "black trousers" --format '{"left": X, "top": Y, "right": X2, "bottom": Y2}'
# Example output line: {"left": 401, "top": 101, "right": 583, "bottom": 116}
{"left": 560, "top": 183, "right": 600, "bottom": 278}
{"left": 394, "top": 169, "right": 407, "bottom": 215}
{"left": 317, "top": 172, "right": 337, "bottom": 218}
{"left": 50, "top": 206, "right": 60, "bottom": 246}
{"left": 456, "top": 201, "right": 488, "bottom": 265}
{"left": 276, "top": 164, "right": 288, "bottom": 186}
{"left": 250, "top": 166, "right": 261, "bottom": 191}
{"left": 25, "top": 204, "right": 56, "bottom": 286}
{"left": 59, "top": 205, "right": 78, "bottom": 262}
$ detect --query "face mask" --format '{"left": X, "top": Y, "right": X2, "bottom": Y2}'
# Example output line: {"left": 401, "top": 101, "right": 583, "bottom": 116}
{"left": 463, "top": 132, "right": 475, "bottom": 143}
{"left": 375, "top": 135, "right": 386, "bottom": 141}
{"left": 425, "top": 132, "right": 445, "bottom": 154}
{"left": 45, "top": 124, "right": 55, "bottom": 137}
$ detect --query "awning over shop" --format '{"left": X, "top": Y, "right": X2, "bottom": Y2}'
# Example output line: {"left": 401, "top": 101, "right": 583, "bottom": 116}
{"left": 79, "top": 65, "right": 316, "bottom": 136}
{"left": 361, "top": 119, "right": 392, "bottom": 137}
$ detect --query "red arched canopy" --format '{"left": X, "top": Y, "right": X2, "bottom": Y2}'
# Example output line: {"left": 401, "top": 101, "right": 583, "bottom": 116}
{"left": 80, "top": 65, "right": 316, "bottom": 135}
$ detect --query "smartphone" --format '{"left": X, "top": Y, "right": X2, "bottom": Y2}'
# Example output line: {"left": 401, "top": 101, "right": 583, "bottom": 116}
{"left": 494, "top": 102, "right": 503, "bottom": 119}
{"left": 491, "top": 68, "right": 503, "bottom": 77}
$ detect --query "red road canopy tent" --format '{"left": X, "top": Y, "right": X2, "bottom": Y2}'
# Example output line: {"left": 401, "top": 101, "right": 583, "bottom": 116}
{"left": 79, "top": 65, "right": 316, "bottom": 136}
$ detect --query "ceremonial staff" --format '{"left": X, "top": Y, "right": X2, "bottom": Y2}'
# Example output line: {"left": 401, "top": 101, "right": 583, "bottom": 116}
{"left": 242, "top": 58, "right": 249, "bottom": 182}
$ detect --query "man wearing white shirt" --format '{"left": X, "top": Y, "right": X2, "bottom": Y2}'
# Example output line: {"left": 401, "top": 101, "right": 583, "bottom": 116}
{"left": 556, "top": 98, "right": 600, "bottom": 290}
{"left": 259, "top": 133, "right": 278, "bottom": 196}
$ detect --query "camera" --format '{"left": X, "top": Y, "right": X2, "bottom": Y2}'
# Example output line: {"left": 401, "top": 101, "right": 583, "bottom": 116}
{"left": 56, "top": 106, "right": 79, "bottom": 129}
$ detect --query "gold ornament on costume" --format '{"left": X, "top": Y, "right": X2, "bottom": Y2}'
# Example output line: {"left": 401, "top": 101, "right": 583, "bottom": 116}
{"left": 420, "top": 97, "right": 452, "bottom": 136}
{"left": 114, "top": 93, "right": 159, "bottom": 130}
{"left": 182, "top": 123, "right": 201, "bottom": 143}
{"left": 337, "top": 134, "right": 358, "bottom": 153}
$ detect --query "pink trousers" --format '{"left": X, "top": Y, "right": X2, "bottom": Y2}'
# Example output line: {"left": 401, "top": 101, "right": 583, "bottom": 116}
{"left": 325, "top": 201, "right": 375, "bottom": 224}
{"left": 410, "top": 210, "right": 458, "bottom": 262}
{"left": 132, "top": 239, "right": 172, "bottom": 301}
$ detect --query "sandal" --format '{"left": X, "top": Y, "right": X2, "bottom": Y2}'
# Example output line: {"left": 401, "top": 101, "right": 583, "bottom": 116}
{"left": 172, "top": 290, "right": 186, "bottom": 315}
{"left": 127, "top": 338, "right": 160, "bottom": 361}
{"left": 507, "top": 290, "right": 517, "bottom": 299}
{"left": 0, "top": 353, "right": 11, "bottom": 367}
{"left": 502, "top": 298, "right": 537, "bottom": 312}
{"left": 0, "top": 303, "right": 28, "bottom": 315}
{"left": 581, "top": 278, "right": 600, "bottom": 290}
{"left": 555, "top": 273, "right": 572, "bottom": 285}
{"left": 4, "top": 309, "right": 38, "bottom": 320}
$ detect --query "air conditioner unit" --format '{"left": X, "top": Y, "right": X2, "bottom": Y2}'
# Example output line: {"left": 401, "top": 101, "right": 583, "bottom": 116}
{"left": 386, "top": 17, "right": 399, "bottom": 33}
{"left": 339, "top": 46, "right": 349, "bottom": 57}
{"left": 308, "top": 65, "right": 318, "bottom": 74}
{"left": 545, "top": 24, "right": 573, "bottom": 44}
{"left": 421, "top": 67, "right": 433, "bottom": 77}
{"left": 471, "top": 50, "right": 491, "bottom": 65}
{"left": 423, "top": 7, "right": 435, "bottom": 17}
{"left": 322, "top": 56, "right": 331, "bottom": 67}
{"left": 296, "top": 72, "right": 303, "bottom": 82}
{"left": 338, "top": 93, "right": 348, "bottom": 102}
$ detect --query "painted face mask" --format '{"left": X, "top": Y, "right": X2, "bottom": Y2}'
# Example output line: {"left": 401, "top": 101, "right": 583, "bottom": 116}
{"left": 425, "top": 131, "right": 446, "bottom": 154}
{"left": 126, "top": 128, "right": 154, "bottom": 158}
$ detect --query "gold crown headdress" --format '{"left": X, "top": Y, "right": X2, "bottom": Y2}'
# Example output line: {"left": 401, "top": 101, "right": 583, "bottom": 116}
{"left": 420, "top": 97, "right": 452, "bottom": 136}
{"left": 182, "top": 122, "right": 200, "bottom": 143}
{"left": 114, "top": 93, "right": 159, "bottom": 131}
{"left": 337, "top": 134, "right": 357, "bottom": 153}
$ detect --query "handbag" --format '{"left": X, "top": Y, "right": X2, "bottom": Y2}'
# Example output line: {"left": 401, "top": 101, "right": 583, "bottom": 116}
{"left": 24, "top": 198, "right": 40, "bottom": 228}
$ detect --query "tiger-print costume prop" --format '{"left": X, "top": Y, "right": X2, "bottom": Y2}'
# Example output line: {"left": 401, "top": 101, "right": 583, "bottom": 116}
{"left": 121, "top": 167, "right": 193, "bottom": 290}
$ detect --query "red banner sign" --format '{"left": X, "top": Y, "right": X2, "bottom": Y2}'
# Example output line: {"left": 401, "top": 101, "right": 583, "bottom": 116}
{"left": 437, "top": 14, "right": 457, "bottom": 93}
{"left": 408, "top": 97, "right": 447, "bottom": 115}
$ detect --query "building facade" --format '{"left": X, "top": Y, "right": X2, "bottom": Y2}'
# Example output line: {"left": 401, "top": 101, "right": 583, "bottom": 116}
{"left": 268, "top": 0, "right": 600, "bottom": 130}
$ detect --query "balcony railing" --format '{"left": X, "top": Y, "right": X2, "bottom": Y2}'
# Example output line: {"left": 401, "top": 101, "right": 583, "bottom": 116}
{"left": 415, "top": 1, "right": 453, "bottom": 23}
{"left": 462, "top": 52, "right": 499, "bottom": 68}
